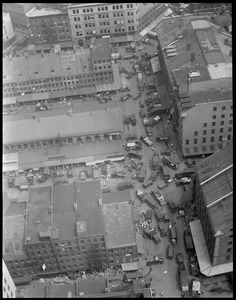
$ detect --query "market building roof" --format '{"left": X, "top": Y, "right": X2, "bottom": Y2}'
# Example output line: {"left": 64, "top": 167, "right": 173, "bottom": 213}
{"left": 91, "top": 38, "right": 111, "bottom": 62}
{"left": 102, "top": 191, "right": 130, "bottom": 204}
{"left": 4, "top": 104, "right": 123, "bottom": 145}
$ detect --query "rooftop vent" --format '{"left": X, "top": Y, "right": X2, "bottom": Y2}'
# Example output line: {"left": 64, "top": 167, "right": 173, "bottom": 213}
{"left": 74, "top": 203, "right": 78, "bottom": 211}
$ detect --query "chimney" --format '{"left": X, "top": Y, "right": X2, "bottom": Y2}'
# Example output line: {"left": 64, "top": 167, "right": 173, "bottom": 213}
{"left": 191, "top": 53, "right": 195, "bottom": 62}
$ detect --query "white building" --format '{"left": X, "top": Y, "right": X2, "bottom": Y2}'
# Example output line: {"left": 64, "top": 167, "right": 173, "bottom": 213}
{"left": 3, "top": 12, "right": 15, "bottom": 46}
{"left": 2, "top": 259, "right": 16, "bottom": 298}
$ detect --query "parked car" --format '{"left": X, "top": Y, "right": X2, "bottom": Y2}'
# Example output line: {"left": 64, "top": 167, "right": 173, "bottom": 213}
{"left": 140, "top": 136, "right": 153, "bottom": 146}
{"left": 176, "top": 253, "right": 186, "bottom": 271}
{"left": 167, "top": 244, "right": 174, "bottom": 259}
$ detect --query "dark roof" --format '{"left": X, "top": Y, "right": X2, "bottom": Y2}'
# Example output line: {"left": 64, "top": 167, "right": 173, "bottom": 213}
{"left": 102, "top": 202, "right": 136, "bottom": 249}
{"left": 91, "top": 38, "right": 111, "bottom": 62}
{"left": 102, "top": 191, "right": 130, "bottom": 204}
{"left": 75, "top": 180, "right": 105, "bottom": 236}
{"left": 26, "top": 186, "right": 52, "bottom": 244}
{"left": 3, "top": 202, "right": 26, "bottom": 257}
{"left": 196, "top": 142, "right": 233, "bottom": 233}
{"left": 78, "top": 279, "right": 107, "bottom": 296}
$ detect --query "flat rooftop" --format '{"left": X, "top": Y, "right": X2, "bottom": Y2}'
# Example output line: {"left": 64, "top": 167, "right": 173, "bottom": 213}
{"left": 4, "top": 105, "right": 122, "bottom": 145}
{"left": 102, "top": 201, "right": 136, "bottom": 249}
{"left": 195, "top": 142, "right": 233, "bottom": 233}
{"left": 91, "top": 38, "right": 111, "bottom": 62}
{"left": 26, "top": 7, "right": 65, "bottom": 17}
{"left": 3, "top": 202, "right": 26, "bottom": 257}
{"left": 17, "top": 140, "right": 124, "bottom": 170}
{"left": 26, "top": 186, "right": 52, "bottom": 244}
{"left": 75, "top": 180, "right": 105, "bottom": 236}
{"left": 3, "top": 48, "right": 93, "bottom": 83}
{"left": 102, "top": 191, "right": 130, "bottom": 204}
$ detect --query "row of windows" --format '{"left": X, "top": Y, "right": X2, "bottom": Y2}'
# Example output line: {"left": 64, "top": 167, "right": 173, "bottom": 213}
{"left": 72, "top": 4, "right": 134, "bottom": 14}
{"left": 203, "top": 120, "right": 232, "bottom": 127}
{"left": 33, "top": 16, "right": 67, "bottom": 23}
{"left": 213, "top": 105, "right": 232, "bottom": 111}
{"left": 212, "top": 113, "right": 233, "bottom": 119}
{"left": 194, "top": 127, "right": 232, "bottom": 136}
{"left": 186, "top": 134, "right": 232, "bottom": 145}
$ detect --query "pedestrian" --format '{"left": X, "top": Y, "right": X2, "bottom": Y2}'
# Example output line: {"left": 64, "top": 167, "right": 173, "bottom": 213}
{"left": 177, "top": 215, "right": 179, "bottom": 219}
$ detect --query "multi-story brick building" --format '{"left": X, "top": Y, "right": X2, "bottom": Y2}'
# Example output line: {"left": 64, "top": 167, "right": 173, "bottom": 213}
{"left": 155, "top": 15, "right": 232, "bottom": 157}
{"left": 3, "top": 12, "right": 16, "bottom": 48}
{"left": 190, "top": 142, "right": 233, "bottom": 276}
{"left": 189, "top": 3, "right": 232, "bottom": 14}
{"left": 2, "top": 259, "right": 16, "bottom": 298}
{"left": 67, "top": 3, "right": 138, "bottom": 47}
{"left": 3, "top": 37, "right": 119, "bottom": 102}
{"left": 26, "top": 6, "right": 72, "bottom": 45}
{"left": 3, "top": 181, "right": 138, "bottom": 280}
{"left": 137, "top": 3, "right": 167, "bottom": 32}
{"left": 2, "top": 3, "right": 35, "bottom": 28}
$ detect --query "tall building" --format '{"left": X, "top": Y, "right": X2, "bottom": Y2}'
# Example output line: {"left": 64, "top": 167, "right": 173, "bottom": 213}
{"left": 2, "top": 259, "right": 16, "bottom": 298}
{"left": 3, "top": 37, "right": 119, "bottom": 101}
{"left": 189, "top": 3, "right": 232, "bottom": 14}
{"left": 3, "top": 181, "right": 138, "bottom": 279}
{"left": 190, "top": 142, "right": 233, "bottom": 276}
{"left": 137, "top": 3, "right": 167, "bottom": 32}
{"left": 26, "top": 6, "right": 72, "bottom": 46}
{"left": 67, "top": 3, "right": 138, "bottom": 47}
{"left": 3, "top": 12, "right": 16, "bottom": 48}
{"left": 155, "top": 15, "right": 232, "bottom": 157}
{"left": 2, "top": 3, "right": 35, "bottom": 28}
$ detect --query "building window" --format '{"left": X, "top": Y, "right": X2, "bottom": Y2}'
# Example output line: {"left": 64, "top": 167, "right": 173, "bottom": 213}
{"left": 203, "top": 123, "right": 207, "bottom": 127}
{"left": 229, "top": 120, "right": 232, "bottom": 124}
{"left": 202, "top": 138, "right": 206, "bottom": 143}
{"left": 185, "top": 140, "right": 189, "bottom": 145}
{"left": 228, "top": 127, "right": 232, "bottom": 132}
{"left": 213, "top": 107, "right": 217, "bottom": 111}
{"left": 194, "top": 139, "right": 198, "bottom": 144}
{"left": 227, "top": 248, "right": 232, "bottom": 253}
{"left": 229, "top": 227, "right": 233, "bottom": 232}
{"left": 222, "top": 106, "right": 226, "bottom": 110}
{"left": 219, "top": 128, "right": 224, "bottom": 133}
{"left": 228, "top": 241, "right": 233, "bottom": 245}
{"left": 221, "top": 114, "right": 225, "bottom": 118}
{"left": 212, "top": 122, "right": 216, "bottom": 126}
{"left": 227, "top": 135, "right": 231, "bottom": 140}
{"left": 220, "top": 121, "right": 224, "bottom": 126}
{"left": 225, "top": 255, "right": 231, "bottom": 261}
{"left": 229, "top": 234, "right": 233, "bottom": 238}
{"left": 212, "top": 115, "right": 216, "bottom": 119}
{"left": 194, "top": 131, "right": 198, "bottom": 136}
{"left": 210, "top": 137, "right": 214, "bottom": 142}
{"left": 211, "top": 129, "right": 215, "bottom": 134}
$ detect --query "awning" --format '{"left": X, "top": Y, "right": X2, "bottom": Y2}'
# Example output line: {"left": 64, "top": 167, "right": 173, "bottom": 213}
{"left": 190, "top": 220, "right": 233, "bottom": 277}
{"left": 136, "top": 232, "right": 145, "bottom": 254}
{"left": 126, "top": 271, "right": 143, "bottom": 280}
{"left": 3, "top": 97, "right": 17, "bottom": 105}
{"left": 121, "top": 262, "right": 138, "bottom": 272}
{"left": 3, "top": 153, "right": 18, "bottom": 172}
{"left": 96, "top": 82, "right": 120, "bottom": 92}
{"left": 150, "top": 57, "right": 161, "bottom": 73}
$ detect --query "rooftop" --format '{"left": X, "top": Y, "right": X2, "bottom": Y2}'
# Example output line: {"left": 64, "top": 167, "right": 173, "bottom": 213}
{"left": 156, "top": 15, "right": 232, "bottom": 107}
{"left": 26, "top": 7, "right": 65, "bottom": 17}
{"left": 102, "top": 191, "right": 130, "bottom": 204}
{"left": 26, "top": 186, "right": 52, "bottom": 244}
{"left": 3, "top": 202, "right": 26, "bottom": 257}
{"left": 102, "top": 201, "right": 136, "bottom": 249}
{"left": 3, "top": 48, "right": 93, "bottom": 83}
{"left": 4, "top": 104, "right": 122, "bottom": 145}
{"left": 91, "top": 38, "right": 111, "bottom": 62}
{"left": 195, "top": 142, "right": 233, "bottom": 233}
{"left": 74, "top": 181, "right": 105, "bottom": 236}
